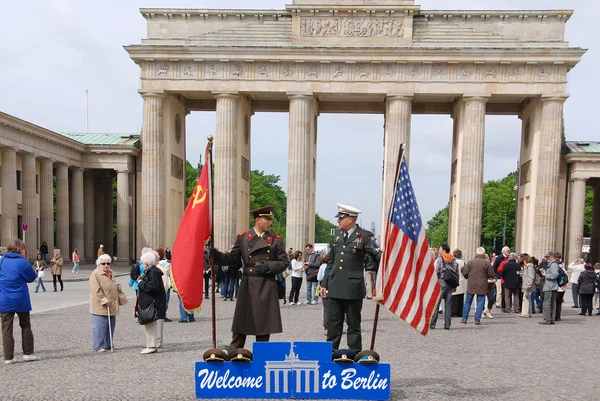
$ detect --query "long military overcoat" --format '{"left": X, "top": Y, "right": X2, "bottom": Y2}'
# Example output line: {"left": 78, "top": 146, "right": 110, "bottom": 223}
{"left": 321, "top": 225, "right": 377, "bottom": 300}
{"left": 215, "top": 228, "right": 288, "bottom": 335}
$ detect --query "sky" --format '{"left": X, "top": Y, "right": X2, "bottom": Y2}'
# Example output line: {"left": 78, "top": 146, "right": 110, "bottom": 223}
{"left": 1, "top": 0, "right": 597, "bottom": 237}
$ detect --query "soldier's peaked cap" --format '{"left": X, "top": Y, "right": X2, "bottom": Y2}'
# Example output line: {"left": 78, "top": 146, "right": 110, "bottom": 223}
{"left": 335, "top": 204, "right": 362, "bottom": 219}
{"left": 229, "top": 348, "right": 253, "bottom": 362}
{"left": 332, "top": 349, "right": 356, "bottom": 362}
{"left": 203, "top": 348, "right": 229, "bottom": 362}
{"left": 251, "top": 205, "right": 275, "bottom": 220}
{"left": 354, "top": 350, "right": 380, "bottom": 364}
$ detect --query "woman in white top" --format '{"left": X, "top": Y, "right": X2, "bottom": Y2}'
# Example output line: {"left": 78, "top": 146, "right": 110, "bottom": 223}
{"left": 451, "top": 249, "right": 467, "bottom": 318}
{"left": 288, "top": 251, "right": 304, "bottom": 305}
{"left": 567, "top": 258, "right": 585, "bottom": 309}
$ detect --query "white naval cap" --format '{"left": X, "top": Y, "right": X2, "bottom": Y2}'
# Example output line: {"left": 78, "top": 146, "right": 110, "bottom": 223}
{"left": 335, "top": 203, "right": 362, "bottom": 218}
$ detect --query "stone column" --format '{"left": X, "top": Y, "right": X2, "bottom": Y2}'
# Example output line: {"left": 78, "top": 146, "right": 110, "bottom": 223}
{"left": 55, "top": 164, "right": 70, "bottom": 259}
{"left": 117, "top": 170, "right": 131, "bottom": 262}
{"left": 214, "top": 93, "right": 239, "bottom": 250}
{"left": 456, "top": 96, "right": 488, "bottom": 259}
{"left": 83, "top": 172, "right": 95, "bottom": 261}
{"left": 381, "top": 94, "right": 412, "bottom": 236}
{"left": 71, "top": 168, "right": 84, "bottom": 257}
{"left": 22, "top": 154, "right": 38, "bottom": 255}
{"left": 566, "top": 178, "right": 587, "bottom": 264}
{"left": 104, "top": 175, "right": 114, "bottom": 256}
{"left": 589, "top": 183, "right": 600, "bottom": 264}
{"left": 532, "top": 96, "right": 567, "bottom": 258}
{"left": 286, "top": 94, "right": 313, "bottom": 253}
{"left": 140, "top": 92, "right": 166, "bottom": 248}
{"left": 1, "top": 148, "right": 17, "bottom": 245}
{"left": 39, "top": 159, "right": 54, "bottom": 254}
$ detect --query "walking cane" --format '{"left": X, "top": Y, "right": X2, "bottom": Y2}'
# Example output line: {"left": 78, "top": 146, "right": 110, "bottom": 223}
{"left": 107, "top": 304, "right": 114, "bottom": 352}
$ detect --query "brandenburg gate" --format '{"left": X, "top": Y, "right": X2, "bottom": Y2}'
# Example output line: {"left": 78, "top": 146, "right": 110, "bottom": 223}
{"left": 125, "top": 0, "right": 585, "bottom": 259}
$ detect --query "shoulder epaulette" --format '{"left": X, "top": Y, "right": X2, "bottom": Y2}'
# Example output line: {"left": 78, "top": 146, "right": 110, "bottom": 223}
{"left": 272, "top": 233, "right": 282, "bottom": 239}
{"left": 238, "top": 231, "right": 247, "bottom": 237}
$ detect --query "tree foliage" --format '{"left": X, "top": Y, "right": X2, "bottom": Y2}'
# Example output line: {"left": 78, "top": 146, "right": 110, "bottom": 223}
{"left": 425, "top": 205, "right": 449, "bottom": 248}
{"left": 584, "top": 186, "right": 594, "bottom": 237}
{"left": 480, "top": 172, "right": 517, "bottom": 254}
{"left": 250, "top": 170, "right": 287, "bottom": 239}
{"left": 315, "top": 213, "right": 337, "bottom": 243}
{"left": 185, "top": 160, "right": 199, "bottom": 202}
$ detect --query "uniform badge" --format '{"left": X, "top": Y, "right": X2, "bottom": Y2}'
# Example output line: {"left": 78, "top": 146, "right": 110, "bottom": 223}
{"left": 267, "top": 236, "right": 272, "bottom": 245}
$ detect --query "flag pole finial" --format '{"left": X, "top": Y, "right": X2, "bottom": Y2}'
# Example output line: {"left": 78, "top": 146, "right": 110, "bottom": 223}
{"left": 207, "top": 135, "right": 214, "bottom": 142}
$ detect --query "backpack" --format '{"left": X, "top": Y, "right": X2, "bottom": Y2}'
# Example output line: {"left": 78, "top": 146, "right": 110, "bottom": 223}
{"left": 130, "top": 261, "right": 141, "bottom": 281}
{"left": 534, "top": 267, "right": 543, "bottom": 286}
{"left": 439, "top": 257, "right": 459, "bottom": 288}
{"left": 556, "top": 266, "right": 568, "bottom": 287}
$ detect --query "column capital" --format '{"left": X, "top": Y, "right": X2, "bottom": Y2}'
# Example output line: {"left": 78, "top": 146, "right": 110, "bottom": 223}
{"left": 462, "top": 94, "right": 491, "bottom": 104}
{"left": 213, "top": 92, "right": 239, "bottom": 99}
{"left": 116, "top": 169, "right": 131, "bottom": 174}
{"left": 287, "top": 92, "right": 314, "bottom": 100}
{"left": 55, "top": 162, "right": 70, "bottom": 169}
{"left": 540, "top": 94, "right": 569, "bottom": 103}
{"left": 71, "top": 167, "right": 85, "bottom": 173}
{"left": 139, "top": 90, "right": 167, "bottom": 99}
{"left": 0, "top": 146, "right": 17, "bottom": 153}
{"left": 38, "top": 157, "right": 54, "bottom": 164}
{"left": 386, "top": 94, "right": 414, "bottom": 102}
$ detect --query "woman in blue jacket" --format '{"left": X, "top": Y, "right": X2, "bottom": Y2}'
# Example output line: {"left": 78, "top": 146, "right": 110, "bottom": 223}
{"left": 0, "top": 239, "right": 38, "bottom": 365}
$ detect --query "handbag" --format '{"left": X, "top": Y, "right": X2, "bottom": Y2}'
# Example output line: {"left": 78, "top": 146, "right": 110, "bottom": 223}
{"left": 37, "top": 269, "right": 45, "bottom": 279}
{"left": 118, "top": 289, "right": 128, "bottom": 305}
{"left": 137, "top": 302, "right": 158, "bottom": 325}
{"left": 307, "top": 270, "right": 319, "bottom": 282}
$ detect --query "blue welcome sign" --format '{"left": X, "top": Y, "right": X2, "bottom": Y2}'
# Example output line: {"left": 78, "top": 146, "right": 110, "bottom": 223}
{"left": 195, "top": 342, "right": 390, "bottom": 400}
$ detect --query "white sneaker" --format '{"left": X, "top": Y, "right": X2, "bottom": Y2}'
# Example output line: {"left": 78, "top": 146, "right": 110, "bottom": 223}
{"left": 486, "top": 311, "right": 494, "bottom": 319}
{"left": 304, "top": 301, "right": 310, "bottom": 304}
{"left": 23, "top": 354, "right": 37, "bottom": 362}
{"left": 311, "top": 301, "right": 318, "bottom": 305}
{"left": 140, "top": 347, "right": 157, "bottom": 354}
{"left": 4, "top": 358, "right": 17, "bottom": 365}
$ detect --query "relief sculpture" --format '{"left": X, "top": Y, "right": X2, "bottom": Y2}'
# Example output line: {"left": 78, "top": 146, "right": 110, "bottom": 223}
{"left": 300, "top": 17, "right": 404, "bottom": 37}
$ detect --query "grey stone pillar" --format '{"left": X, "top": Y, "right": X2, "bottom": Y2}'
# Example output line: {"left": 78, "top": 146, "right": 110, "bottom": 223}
{"left": 71, "top": 168, "right": 84, "bottom": 257}
{"left": 140, "top": 92, "right": 166, "bottom": 249}
{"left": 214, "top": 93, "right": 239, "bottom": 250}
{"left": 94, "top": 173, "right": 105, "bottom": 256}
{"left": 55, "top": 164, "right": 70, "bottom": 259}
{"left": 22, "top": 154, "right": 38, "bottom": 255}
{"left": 1, "top": 148, "right": 17, "bottom": 245}
{"left": 381, "top": 94, "right": 412, "bottom": 237}
{"left": 589, "top": 183, "right": 600, "bottom": 264}
{"left": 456, "top": 96, "right": 488, "bottom": 260}
{"left": 286, "top": 94, "right": 313, "bottom": 253}
{"left": 566, "top": 178, "right": 587, "bottom": 264}
{"left": 84, "top": 172, "right": 95, "bottom": 262}
{"left": 117, "top": 170, "right": 131, "bottom": 262}
{"left": 532, "top": 96, "right": 567, "bottom": 258}
{"left": 39, "top": 159, "right": 54, "bottom": 254}
{"left": 104, "top": 175, "right": 114, "bottom": 256}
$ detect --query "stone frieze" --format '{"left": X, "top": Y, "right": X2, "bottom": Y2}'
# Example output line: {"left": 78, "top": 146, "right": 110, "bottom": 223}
{"left": 300, "top": 17, "right": 404, "bottom": 37}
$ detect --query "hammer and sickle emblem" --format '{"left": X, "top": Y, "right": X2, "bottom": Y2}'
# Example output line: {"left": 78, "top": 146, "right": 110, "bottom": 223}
{"left": 192, "top": 184, "right": 207, "bottom": 209}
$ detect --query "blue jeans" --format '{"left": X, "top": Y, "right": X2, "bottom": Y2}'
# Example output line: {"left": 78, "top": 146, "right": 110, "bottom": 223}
{"left": 221, "top": 276, "right": 236, "bottom": 299}
{"left": 92, "top": 314, "right": 116, "bottom": 350}
{"left": 531, "top": 290, "right": 540, "bottom": 313}
{"left": 178, "top": 294, "right": 195, "bottom": 322}
{"left": 462, "top": 293, "right": 486, "bottom": 322}
{"left": 306, "top": 281, "right": 318, "bottom": 304}
{"left": 35, "top": 277, "right": 46, "bottom": 292}
{"left": 72, "top": 262, "right": 79, "bottom": 273}
{"left": 165, "top": 288, "right": 171, "bottom": 314}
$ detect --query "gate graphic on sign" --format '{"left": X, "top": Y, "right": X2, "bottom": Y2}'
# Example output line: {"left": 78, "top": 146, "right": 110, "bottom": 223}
{"left": 265, "top": 344, "right": 319, "bottom": 394}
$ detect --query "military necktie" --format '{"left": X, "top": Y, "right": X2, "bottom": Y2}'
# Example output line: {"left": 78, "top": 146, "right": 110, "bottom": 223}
{"left": 343, "top": 231, "right": 348, "bottom": 242}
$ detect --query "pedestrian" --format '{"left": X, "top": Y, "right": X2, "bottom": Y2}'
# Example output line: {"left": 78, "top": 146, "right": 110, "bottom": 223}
{"left": 430, "top": 244, "right": 458, "bottom": 330}
{"left": 577, "top": 263, "right": 596, "bottom": 316}
{"left": 317, "top": 254, "right": 331, "bottom": 336}
{"left": 137, "top": 252, "right": 166, "bottom": 354}
{"left": 555, "top": 256, "right": 568, "bottom": 321}
{"left": 203, "top": 245, "right": 211, "bottom": 299}
{"left": 493, "top": 246, "right": 510, "bottom": 309}
{"left": 39, "top": 241, "right": 49, "bottom": 262}
{"left": 461, "top": 247, "right": 495, "bottom": 325}
{"left": 0, "top": 239, "right": 38, "bottom": 365}
{"left": 50, "top": 250, "right": 64, "bottom": 292}
{"left": 210, "top": 205, "right": 288, "bottom": 350}
{"left": 97, "top": 244, "right": 104, "bottom": 257}
{"left": 165, "top": 247, "right": 172, "bottom": 261}
{"left": 451, "top": 249, "right": 467, "bottom": 317}
{"left": 33, "top": 254, "right": 47, "bottom": 293}
{"left": 289, "top": 251, "right": 303, "bottom": 305}
{"left": 303, "top": 244, "right": 322, "bottom": 305}
{"left": 500, "top": 253, "right": 521, "bottom": 313}
{"left": 154, "top": 248, "right": 172, "bottom": 347}
{"left": 363, "top": 235, "right": 381, "bottom": 300}
{"left": 320, "top": 204, "right": 379, "bottom": 353}
{"left": 89, "top": 254, "right": 121, "bottom": 352}
{"left": 568, "top": 258, "right": 585, "bottom": 309}
{"left": 594, "top": 263, "right": 600, "bottom": 315}
{"left": 128, "top": 247, "right": 150, "bottom": 296}
{"left": 519, "top": 256, "right": 536, "bottom": 318}
{"left": 221, "top": 251, "right": 240, "bottom": 302}
{"left": 539, "top": 252, "right": 560, "bottom": 325}
{"left": 72, "top": 248, "right": 80, "bottom": 273}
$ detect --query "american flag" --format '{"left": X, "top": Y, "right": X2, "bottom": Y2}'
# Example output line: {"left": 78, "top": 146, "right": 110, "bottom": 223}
{"left": 374, "top": 155, "right": 440, "bottom": 335}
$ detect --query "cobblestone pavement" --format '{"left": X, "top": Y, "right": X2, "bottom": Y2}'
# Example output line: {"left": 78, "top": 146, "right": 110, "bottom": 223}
{"left": 2, "top": 281, "right": 599, "bottom": 400}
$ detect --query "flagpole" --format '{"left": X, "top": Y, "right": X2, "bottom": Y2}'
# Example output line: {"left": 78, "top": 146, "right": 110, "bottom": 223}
{"left": 207, "top": 135, "right": 217, "bottom": 349}
{"left": 370, "top": 143, "right": 405, "bottom": 351}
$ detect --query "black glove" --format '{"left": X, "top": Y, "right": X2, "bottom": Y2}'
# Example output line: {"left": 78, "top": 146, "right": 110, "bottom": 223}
{"left": 253, "top": 263, "right": 270, "bottom": 275}
{"left": 207, "top": 247, "right": 217, "bottom": 258}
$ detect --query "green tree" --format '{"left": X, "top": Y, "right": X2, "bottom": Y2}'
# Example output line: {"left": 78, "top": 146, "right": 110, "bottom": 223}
{"left": 480, "top": 172, "right": 517, "bottom": 254}
{"left": 584, "top": 186, "right": 594, "bottom": 237}
{"left": 250, "top": 170, "right": 287, "bottom": 239}
{"left": 315, "top": 213, "right": 337, "bottom": 243}
{"left": 185, "top": 160, "right": 199, "bottom": 202}
{"left": 426, "top": 205, "right": 449, "bottom": 248}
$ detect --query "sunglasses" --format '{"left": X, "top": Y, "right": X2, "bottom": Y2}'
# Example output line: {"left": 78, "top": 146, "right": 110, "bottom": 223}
{"left": 101, "top": 262, "right": 111, "bottom": 266}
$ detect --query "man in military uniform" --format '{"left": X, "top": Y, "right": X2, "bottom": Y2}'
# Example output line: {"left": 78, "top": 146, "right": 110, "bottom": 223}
{"left": 211, "top": 205, "right": 288, "bottom": 349}
{"left": 320, "top": 204, "right": 379, "bottom": 354}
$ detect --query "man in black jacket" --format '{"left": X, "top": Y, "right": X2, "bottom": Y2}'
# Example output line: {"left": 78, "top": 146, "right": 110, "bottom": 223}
{"left": 303, "top": 244, "right": 322, "bottom": 305}
{"left": 500, "top": 253, "right": 522, "bottom": 313}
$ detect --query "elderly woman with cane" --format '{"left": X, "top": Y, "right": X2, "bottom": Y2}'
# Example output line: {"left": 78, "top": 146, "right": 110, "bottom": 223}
{"left": 89, "top": 254, "right": 123, "bottom": 352}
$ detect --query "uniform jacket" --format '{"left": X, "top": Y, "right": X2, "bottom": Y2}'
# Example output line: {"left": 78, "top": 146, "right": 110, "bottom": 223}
{"left": 321, "top": 225, "right": 377, "bottom": 300}
{"left": 215, "top": 228, "right": 288, "bottom": 335}
{"left": 138, "top": 265, "right": 167, "bottom": 320}
{"left": 89, "top": 267, "right": 120, "bottom": 316}
{"left": 0, "top": 254, "right": 37, "bottom": 312}
{"left": 577, "top": 269, "right": 597, "bottom": 294}
{"left": 462, "top": 255, "right": 495, "bottom": 295}
{"left": 51, "top": 255, "right": 63, "bottom": 275}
